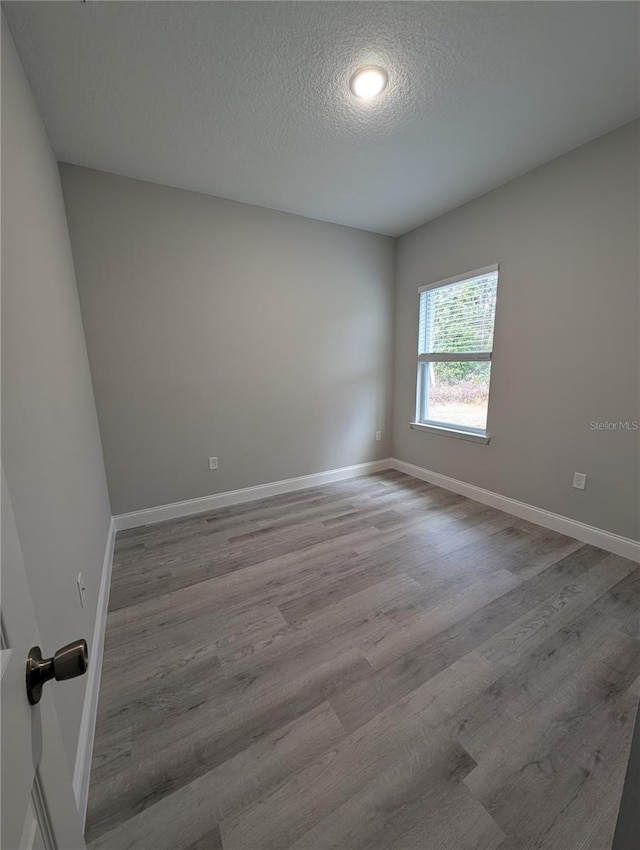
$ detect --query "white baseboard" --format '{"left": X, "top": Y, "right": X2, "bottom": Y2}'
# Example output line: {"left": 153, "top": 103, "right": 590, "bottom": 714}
{"left": 72, "top": 517, "right": 116, "bottom": 828}
{"left": 390, "top": 458, "right": 640, "bottom": 563}
{"left": 113, "top": 455, "right": 640, "bottom": 560}
{"left": 113, "top": 459, "right": 393, "bottom": 531}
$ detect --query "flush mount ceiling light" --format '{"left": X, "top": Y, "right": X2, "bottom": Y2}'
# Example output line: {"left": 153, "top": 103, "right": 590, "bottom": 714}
{"left": 350, "top": 66, "right": 388, "bottom": 100}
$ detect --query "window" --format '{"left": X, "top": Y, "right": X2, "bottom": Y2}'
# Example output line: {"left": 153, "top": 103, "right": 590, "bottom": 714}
{"left": 413, "top": 264, "right": 499, "bottom": 442}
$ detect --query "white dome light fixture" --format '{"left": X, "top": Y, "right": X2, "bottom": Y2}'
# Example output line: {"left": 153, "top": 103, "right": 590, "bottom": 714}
{"left": 350, "top": 66, "right": 388, "bottom": 100}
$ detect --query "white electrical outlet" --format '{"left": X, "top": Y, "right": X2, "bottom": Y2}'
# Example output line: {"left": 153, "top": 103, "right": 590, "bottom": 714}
{"left": 77, "top": 573, "right": 86, "bottom": 607}
{"left": 375, "top": 430, "right": 382, "bottom": 442}
{"left": 572, "top": 472, "right": 587, "bottom": 490}
{"left": 209, "top": 457, "right": 218, "bottom": 470}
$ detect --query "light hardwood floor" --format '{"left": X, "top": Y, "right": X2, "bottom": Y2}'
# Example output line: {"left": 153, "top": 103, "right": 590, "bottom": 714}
{"left": 86, "top": 471, "right": 640, "bottom": 850}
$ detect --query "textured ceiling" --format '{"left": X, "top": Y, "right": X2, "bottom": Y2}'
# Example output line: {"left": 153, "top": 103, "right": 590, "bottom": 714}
{"left": 4, "top": 1, "right": 639, "bottom": 236}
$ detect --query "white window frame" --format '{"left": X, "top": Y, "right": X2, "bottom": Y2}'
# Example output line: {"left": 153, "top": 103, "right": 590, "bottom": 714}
{"left": 411, "top": 263, "right": 499, "bottom": 444}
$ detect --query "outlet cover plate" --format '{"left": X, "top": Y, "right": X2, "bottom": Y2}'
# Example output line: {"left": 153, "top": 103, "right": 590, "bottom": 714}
{"left": 572, "top": 472, "right": 587, "bottom": 490}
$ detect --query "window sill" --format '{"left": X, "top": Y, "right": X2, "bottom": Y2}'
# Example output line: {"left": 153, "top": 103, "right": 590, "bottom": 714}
{"left": 410, "top": 422, "right": 490, "bottom": 444}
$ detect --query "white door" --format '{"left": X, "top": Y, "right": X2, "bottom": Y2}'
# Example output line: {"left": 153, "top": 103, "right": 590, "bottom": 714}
{"left": 1, "top": 467, "right": 86, "bottom": 850}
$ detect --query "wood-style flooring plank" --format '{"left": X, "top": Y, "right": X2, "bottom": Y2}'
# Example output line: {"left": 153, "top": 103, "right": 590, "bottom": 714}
{"left": 88, "top": 701, "right": 345, "bottom": 850}
{"left": 219, "top": 652, "right": 496, "bottom": 850}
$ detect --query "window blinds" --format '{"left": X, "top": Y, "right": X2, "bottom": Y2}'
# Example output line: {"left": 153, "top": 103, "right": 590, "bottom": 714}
{"left": 418, "top": 269, "right": 498, "bottom": 356}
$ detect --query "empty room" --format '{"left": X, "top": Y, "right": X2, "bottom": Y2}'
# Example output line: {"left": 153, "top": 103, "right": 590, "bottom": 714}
{"left": 1, "top": 1, "right": 639, "bottom": 849}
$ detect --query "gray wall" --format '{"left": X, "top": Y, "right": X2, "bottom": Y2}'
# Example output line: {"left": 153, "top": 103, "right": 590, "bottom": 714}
{"left": 1, "top": 18, "right": 112, "bottom": 768}
{"left": 60, "top": 165, "right": 395, "bottom": 515}
{"left": 392, "top": 121, "right": 640, "bottom": 540}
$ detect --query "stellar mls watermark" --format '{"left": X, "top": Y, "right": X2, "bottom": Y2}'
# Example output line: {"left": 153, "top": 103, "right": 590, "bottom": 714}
{"left": 589, "top": 420, "right": 639, "bottom": 431}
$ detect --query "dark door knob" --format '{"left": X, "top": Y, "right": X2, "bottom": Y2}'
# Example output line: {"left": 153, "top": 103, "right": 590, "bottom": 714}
{"left": 26, "top": 639, "right": 88, "bottom": 705}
